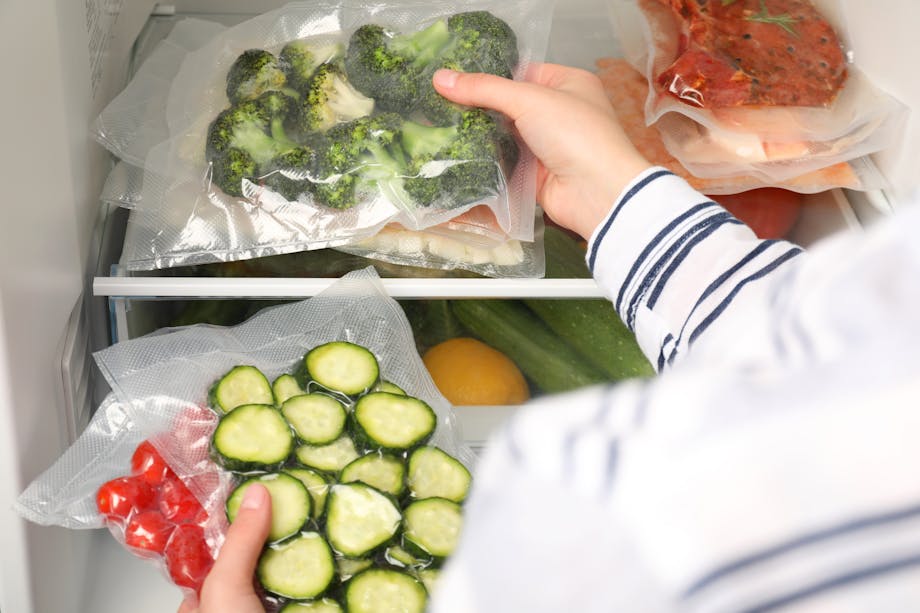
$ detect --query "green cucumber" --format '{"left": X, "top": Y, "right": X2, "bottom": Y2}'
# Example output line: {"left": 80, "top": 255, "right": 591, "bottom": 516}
{"left": 451, "top": 300, "right": 608, "bottom": 393}
{"left": 531, "top": 227, "right": 654, "bottom": 380}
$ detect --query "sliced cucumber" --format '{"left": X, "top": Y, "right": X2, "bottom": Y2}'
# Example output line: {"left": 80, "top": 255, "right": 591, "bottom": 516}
{"left": 273, "top": 373, "right": 305, "bottom": 406}
{"left": 344, "top": 569, "right": 427, "bottom": 613}
{"left": 325, "top": 483, "right": 401, "bottom": 557}
{"left": 280, "top": 598, "right": 343, "bottom": 613}
{"left": 227, "top": 473, "right": 311, "bottom": 543}
{"left": 340, "top": 453, "right": 406, "bottom": 497}
{"left": 384, "top": 545, "right": 428, "bottom": 570}
{"left": 417, "top": 568, "right": 440, "bottom": 596}
{"left": 407, "top": 446, "right": 471, "bottom": 502}
{"left": 375, "top": 380, "right": 405, "bottom": 395}
{"left": 212, "top": 404, "right": 293, "bottom": 472}
{"left": 336, "top": 556, "right": 373, "bottom": 580}
{"left": 402, "top": 498, "right": 463, "bottom": 561}
{"left": 282, "top": 393, "right": 348, "bottom": 445}
{"left": 294, "top": 435, "right": 360, "bottom": 474}
{"left": 209, "top": 365, "right": 274, "bottom": 413}
{"left": 352, "top": 393, "right": 436, "bottom": 452}
{"left": 284, "top": 467, "right": 330, "bottom": 520}
{"left": 301, "top": 341, "right": 379, "bottom": 396}
{"left": 258, "top": 531, "right": 335, "bottom": 599}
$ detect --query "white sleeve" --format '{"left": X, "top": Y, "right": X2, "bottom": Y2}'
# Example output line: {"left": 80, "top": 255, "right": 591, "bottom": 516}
{"left": 585, "top": 167, "right": 806, "bottom": 372}
{"left": 430, "top": 185, "right": 920, "bottom": 612}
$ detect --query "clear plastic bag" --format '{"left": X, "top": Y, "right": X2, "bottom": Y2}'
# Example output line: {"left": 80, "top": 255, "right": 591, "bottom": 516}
{"left": 93, "top": 1, "right": 553, "bottom": 272}
{"left": 594, "top": 56, "right": 888, "bottom": 194}
{"left": 608, "top": 0, "right": 908, "bottom": 183}
{"left": 15, "top": 268, "right": 474, "bottom": 604}
{"left": 102, "top": 161, "right": 546, "bottom": 278}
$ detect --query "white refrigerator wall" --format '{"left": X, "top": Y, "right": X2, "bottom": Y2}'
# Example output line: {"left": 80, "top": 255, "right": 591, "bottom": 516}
{"left": 0, "top": 1, "right": 917, "bottom": 612}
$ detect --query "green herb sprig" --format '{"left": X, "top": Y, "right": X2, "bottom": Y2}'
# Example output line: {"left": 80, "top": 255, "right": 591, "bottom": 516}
{"left": 744, "top": 0, "right": 800, "bottom": 36}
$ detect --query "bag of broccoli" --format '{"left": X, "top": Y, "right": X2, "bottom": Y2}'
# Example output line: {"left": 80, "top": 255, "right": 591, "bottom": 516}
{"left": 96, "top": 1, "right": 553, "bottom": 273}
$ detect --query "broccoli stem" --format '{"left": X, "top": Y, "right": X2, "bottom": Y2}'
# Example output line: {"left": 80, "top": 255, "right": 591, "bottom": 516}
{"left": 391, "top": 20, "right": 452, "bottom": 68}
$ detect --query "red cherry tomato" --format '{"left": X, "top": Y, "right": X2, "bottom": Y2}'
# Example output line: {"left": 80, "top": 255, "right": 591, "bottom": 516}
{"left": 124, "top": 510, "right": 176, "bottom": 555}
{"left": 159, "top": 476, "right": 204, "bottom": 524}
{"left": 164, "top": 524, "right": 214, "bottom": 591}
{"left": 710, "top": 188, "right": 803, "bottom": 240}
{"left": 96, "top": 476, "right": 158, "bottom": 522}
{"left": 130, "top": 440, "right": 175, "bottom": 485}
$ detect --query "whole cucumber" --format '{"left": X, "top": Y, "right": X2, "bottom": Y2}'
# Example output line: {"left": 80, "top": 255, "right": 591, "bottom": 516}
{"left": 451, "top": 299, "right": 608, "bottom": 394}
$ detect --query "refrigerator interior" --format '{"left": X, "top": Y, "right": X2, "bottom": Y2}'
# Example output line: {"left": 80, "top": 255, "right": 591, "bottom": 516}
{"left": 1, "top": 0, "right": 918, "bottom": 612}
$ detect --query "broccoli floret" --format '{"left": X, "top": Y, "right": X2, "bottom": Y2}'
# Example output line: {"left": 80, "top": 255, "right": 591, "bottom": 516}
{"left": 298, "top": 63, "right": 375, "bottom": 134}
{"left": 401, "top": 109, "right": 518, "bottom": 207}
{"left": 344, "top": 20, "right": 452, "bottom": 112}
{"left": 311, "top": 113, "right": 407, "bottom": 210}
{"left": 225, "top": 49, "right": 289, "bottom": 103}
{"left": 205, "top": 92, "right": 302, "bottom": 197}
{"left": 445, "top": 11, "right": 518, "bottom": 78}
{"left": 416, "top": 12, "right": 519, "bottom": 125}
{"left": 280, "top": 40, "right": 344, "bottom": 92}
{"left": 261, "top": 146, "right": 317, "bottom": 201}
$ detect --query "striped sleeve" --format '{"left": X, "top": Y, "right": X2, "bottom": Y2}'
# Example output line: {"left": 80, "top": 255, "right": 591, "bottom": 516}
{"left": 586, "top": 167, "right": 804, "bottom": 371}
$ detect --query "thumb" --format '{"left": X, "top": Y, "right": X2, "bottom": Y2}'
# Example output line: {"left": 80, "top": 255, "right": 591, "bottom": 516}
{"left": 432, "top": 69, "right": 553, "bottom": 122}
{"left": 207, "top": 483, "right": 272, "bottom": 587}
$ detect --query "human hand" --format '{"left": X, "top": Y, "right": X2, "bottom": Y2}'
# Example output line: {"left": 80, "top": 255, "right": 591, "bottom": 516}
{"left": 177, "top": 484, "right": 270, "bottom": 613}
{"left": 433, "top": 64, "right": 652, "bottom": 240}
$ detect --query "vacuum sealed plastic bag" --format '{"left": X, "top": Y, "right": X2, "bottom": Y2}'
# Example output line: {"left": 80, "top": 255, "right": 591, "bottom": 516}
{"left": 93, "top": 1, "right": 552, "bottom": 272}
{"left": 102, "top": 160, "right": 545, "bottom": 278}
{"left": 16, "top": 268, "right": 474, "bottom": 608}
{"left": 594, "top": 57, "right": 887, "bottom": 194}
{"left": 608, "top": 0, "right": 908, "bottom": 182}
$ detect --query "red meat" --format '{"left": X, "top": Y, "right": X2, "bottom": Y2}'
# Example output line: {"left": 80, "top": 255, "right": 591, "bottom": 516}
{"left": 655, "top": 0, "right": 847, "bottom": 108}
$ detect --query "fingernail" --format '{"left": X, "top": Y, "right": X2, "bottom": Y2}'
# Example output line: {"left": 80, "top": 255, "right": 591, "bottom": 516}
{"left": 433, "top": 69, "right": 459, "bottom": 89}
{"left": 241, "top": 483, "right": 266, "bottom": 510}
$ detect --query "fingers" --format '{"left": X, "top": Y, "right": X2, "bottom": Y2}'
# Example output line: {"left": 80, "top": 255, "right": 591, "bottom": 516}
{"left": 177, "top": 595, "right": 198, "bottom": 613}
{"left": 204, "top": 483, "right": 271, "bottom": 589}
{"left": 433, "top": 65, "right": 613, "bottom": 125}
{"left": 433, "top": 69, "right": 553, "bottom": 122}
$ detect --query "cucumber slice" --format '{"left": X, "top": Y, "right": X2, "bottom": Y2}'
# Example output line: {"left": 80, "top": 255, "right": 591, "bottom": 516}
{"left": 336, "top": 556, "right": 373, "bottom": 580}
{"left": 340, "top": 453, "right": 406, "bottom": 497}
{"left": 384, "top": 545, "right": 427, "bottom": 570}
{"left": 258, "top": 531, "right": 335, "bottom": 599}
{"left": 280, "top": 599, "right": 343, "bottom": 613}
{"left": 212, "top": 404, "right": 293, "bottom": 472}
{"left": 402, "top": 498, "right": 463, "bottom": 561}
{"left": 344, "top": 569, "right": 427, "bottom": 613}
{"left": 375, "top": 380, "right": 405, "bottom": 395}
{"left": 352, "top": 393, "right": 436, "bottom": 452}
{"left": 294, "top": 435, "right": 360, "bottom": 474}
{"left": 407, "top": 446, "right": 471, "bottom": 502}
{"left": 282, "top": 394, "right": 347, "bottom": 445}
{"left": 284, "top": 467, "right": 330, "bottom": 520}
{"left": 227, "top": 473, "right": 311, "bottom": 543}
{"left": 325, "top": 483, "right": 401, "bottom": 557}
{"left": 302, "top": 341, "right": 379, "bottom": 396}
{"left": 273, "top": 373, "right": 305, "bottom": 406}
{"left": 209, "top": 365, "right": 274, "bottom": 414}
{"left": 417, "top": 568, "right": 440, "bottom": 596}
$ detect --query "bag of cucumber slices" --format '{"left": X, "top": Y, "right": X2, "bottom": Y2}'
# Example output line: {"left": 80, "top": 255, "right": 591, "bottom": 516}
{"left": 16, "top": 267, "right": 474, "bottom": 609}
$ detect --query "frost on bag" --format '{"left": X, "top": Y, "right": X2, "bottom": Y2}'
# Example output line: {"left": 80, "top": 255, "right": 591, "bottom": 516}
{"left": 110, "top": 0, "right": 551, "bottom": 271}
{"left": 16, "top": 268, "right": 474, "bottom": 607}
{"left": 609, "top": 0, "right": 908, "bottom": 183}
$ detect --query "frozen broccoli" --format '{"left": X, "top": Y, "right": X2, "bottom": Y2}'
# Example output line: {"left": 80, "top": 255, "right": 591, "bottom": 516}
{"left": 298, "top": 62, "right": 375, "bottom": 133}
{"left": 225, "top": 49, "right": 290, "bottom": 103}
{"left": 400, "top": 109, "right": 519, "bottom": 207}
{"left": 279, "top": 39, "right": 344, "bottom": 92}
{"left": 344, "top": 20, "right": 453, "bottom": 112}
{"left": 261, "top": 146, "right": 317, "bottom": 201}
{"left": 205, "top": 92, "right": 300, "bottom": 197}
{"left": 416, "top": 12, "right": 519, "bottom": 124}
{"left": 344, "top": 12, "right": 519, "bottom": 124}
{"left": 311, "top": 113, "right": 407, "bottom": 210}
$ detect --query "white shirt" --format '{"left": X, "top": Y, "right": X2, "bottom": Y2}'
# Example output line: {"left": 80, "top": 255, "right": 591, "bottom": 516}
{"left": 432, "top": 168, "right": 920, "bottom": 612}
